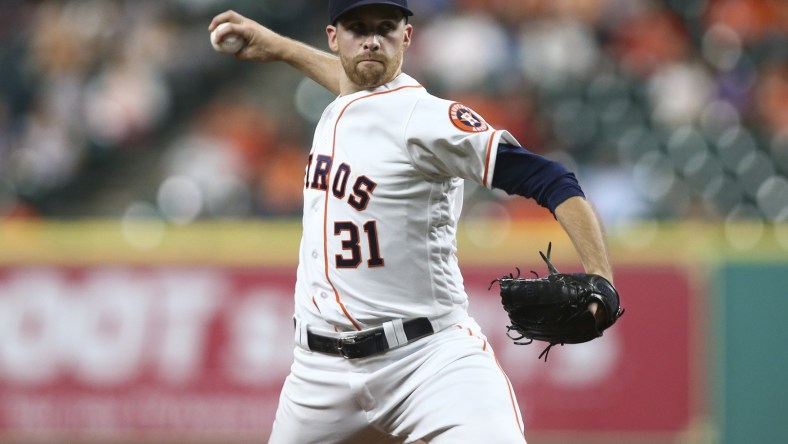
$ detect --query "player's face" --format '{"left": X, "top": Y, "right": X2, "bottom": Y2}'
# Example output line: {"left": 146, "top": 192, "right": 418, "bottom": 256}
{"left": 327, "top": 5, "right": 413, "bottom": 91}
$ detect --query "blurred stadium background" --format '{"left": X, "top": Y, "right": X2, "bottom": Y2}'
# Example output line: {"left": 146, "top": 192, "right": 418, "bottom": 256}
{"left": 0, "top": 0, "right": 786, "bottom": 443}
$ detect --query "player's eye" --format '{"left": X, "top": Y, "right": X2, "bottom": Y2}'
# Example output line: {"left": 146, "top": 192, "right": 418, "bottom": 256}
{"left": 378, "top": 21, "right": 396, "bottom": 34}
{"left": 343, "top": 22, "right": 364, "bottom": 34}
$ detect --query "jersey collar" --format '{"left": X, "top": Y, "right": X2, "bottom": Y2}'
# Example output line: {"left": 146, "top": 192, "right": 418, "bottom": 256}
{"left": 339, "top": 73, "right": 421, "bottom": 100}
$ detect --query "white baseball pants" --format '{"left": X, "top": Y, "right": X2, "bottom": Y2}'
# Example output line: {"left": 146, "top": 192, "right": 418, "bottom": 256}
{"left": 268, "top": 317, "right": 526, "bottom": 443}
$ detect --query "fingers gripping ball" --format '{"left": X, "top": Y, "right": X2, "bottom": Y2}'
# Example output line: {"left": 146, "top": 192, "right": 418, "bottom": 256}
{"left": 490, "top": 242, "right": 625, "bottom": 361}
{"left": 211, "top": 22, "right": 246, "bottom": 54}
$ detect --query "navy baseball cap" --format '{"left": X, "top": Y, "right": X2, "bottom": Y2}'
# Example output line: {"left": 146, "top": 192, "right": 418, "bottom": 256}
{"left": 329, "top": 0, "right": 413, "bottom": 24}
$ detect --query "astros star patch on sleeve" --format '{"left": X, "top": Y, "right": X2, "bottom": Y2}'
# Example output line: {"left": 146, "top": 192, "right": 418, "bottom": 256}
{"left": 448, "top": 102, "right": 489, "bottom": 133}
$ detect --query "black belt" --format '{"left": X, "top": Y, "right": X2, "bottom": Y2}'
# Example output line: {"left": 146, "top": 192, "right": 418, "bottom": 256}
{"left": 306, "top": 318, "right": 434, "bottom": 359}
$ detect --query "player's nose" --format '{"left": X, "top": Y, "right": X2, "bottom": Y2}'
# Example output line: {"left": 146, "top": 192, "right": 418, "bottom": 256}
{"left": 362, "top": 34, "right": 380, "bottom": 51}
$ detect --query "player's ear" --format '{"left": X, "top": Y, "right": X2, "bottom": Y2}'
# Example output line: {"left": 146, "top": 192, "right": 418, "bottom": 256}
{"left": 326, "top": 25, "right": 339, "bottom": 52}
{"left": 402, "top": 23, "right": 413, "bottom": 49}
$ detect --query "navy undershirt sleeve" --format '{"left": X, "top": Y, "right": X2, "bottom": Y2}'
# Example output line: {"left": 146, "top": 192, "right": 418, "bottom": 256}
{"left": 491, "top": 143, "right": 585, "bottom": 215}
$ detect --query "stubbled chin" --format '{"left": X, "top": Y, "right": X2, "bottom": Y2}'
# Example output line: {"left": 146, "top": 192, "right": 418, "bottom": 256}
{"left": 352, "top": 64, "right": 387, "bottom": 88}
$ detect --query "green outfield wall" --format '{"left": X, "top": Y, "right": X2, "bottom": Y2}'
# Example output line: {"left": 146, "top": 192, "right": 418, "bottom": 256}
{"left": 716, "top": 263, "right": 788, "bottom": 444}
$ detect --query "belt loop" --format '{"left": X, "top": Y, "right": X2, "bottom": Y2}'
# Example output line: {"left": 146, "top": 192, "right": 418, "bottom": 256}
{"left": 294, "top": 317, "right": 311, "bottom": 351}
{"left": 382, "top": 321, "right": 399, "bottom": 348}
{"left": 388, "top": 319, "right": 408, "bottom": 346}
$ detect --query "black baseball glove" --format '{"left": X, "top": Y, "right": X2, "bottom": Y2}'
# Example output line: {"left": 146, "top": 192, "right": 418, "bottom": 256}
{"left": 490, "top": 242, "right": 624, "bottom": 361}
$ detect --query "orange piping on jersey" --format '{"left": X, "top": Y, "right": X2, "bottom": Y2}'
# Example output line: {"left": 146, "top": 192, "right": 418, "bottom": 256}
{"left": 323, "top": 84, "right": 425, "bottom": 331}
{"left": 482, "top": 130, "right": 498, "bottom": 188}
{"left": 495, "top": 357, "right": 525, "bottom": 436}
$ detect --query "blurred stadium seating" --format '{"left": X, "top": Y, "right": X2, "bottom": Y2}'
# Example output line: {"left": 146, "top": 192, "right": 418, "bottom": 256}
{"left": 0, "top": 0, "right": 786, "bottom": 226}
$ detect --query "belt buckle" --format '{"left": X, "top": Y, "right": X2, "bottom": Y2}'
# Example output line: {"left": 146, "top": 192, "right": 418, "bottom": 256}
{"left": 336, "top": 335, "right": 359, "bottom": 359}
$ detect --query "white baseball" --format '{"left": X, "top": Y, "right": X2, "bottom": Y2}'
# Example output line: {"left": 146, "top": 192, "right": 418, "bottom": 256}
{"left": 211, "top": 22, "right": 245, "bottom": 54}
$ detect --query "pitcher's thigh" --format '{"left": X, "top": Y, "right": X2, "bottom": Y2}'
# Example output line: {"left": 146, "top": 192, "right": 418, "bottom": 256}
{"left": 407, "top": 350, "right": 526, "bottom": 443}
{"left": 269, "top": 349, "right": 404, "bottom": 444}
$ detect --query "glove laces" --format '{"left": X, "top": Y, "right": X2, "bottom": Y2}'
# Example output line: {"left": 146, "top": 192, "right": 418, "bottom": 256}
{"left": 505, "top": 325, "right": 561, "bottom": 362}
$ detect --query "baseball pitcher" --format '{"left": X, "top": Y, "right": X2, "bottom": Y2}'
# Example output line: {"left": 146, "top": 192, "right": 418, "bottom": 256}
{"left": 209, "top": 1, "right": 622, "bottom": 443}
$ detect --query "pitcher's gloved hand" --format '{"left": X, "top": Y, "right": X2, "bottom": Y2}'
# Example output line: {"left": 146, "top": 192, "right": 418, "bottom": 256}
{"left": 490, "top": 243, "right": 625, "bottom": 361}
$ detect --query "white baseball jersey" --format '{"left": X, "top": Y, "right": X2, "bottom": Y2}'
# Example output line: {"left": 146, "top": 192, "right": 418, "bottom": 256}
{"left": 294, "top": 73, "right": 520, "bottom": 333}
{"left": 273, "top": 73, "right": 527, "bottom": 444}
